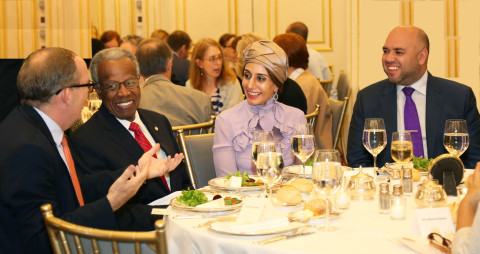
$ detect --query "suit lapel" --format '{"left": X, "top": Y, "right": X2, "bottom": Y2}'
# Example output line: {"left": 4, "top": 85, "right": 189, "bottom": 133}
{"left": 379, "top": 82, "right": 398, "bottom": 136}
{"left": 97, "top": 105, "right": 145, "bottom": 160}
{"left": 138, "top": 109, "right": 175, "bottom": 157}
{"left": 425, "top": 73, "right": 444, "bottom": 158}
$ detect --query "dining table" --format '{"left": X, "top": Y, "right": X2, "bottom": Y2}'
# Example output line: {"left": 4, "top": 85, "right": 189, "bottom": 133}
{"left": 150, "top": 167, "right": 468, "bottom": 254}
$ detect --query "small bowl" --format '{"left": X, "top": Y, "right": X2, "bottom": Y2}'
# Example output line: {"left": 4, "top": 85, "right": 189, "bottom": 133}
{"left": 347, "top": 170, "right": 376, "bottom": 201}
{"left": 414, "top": 179, "right": 447, "bottom": 208}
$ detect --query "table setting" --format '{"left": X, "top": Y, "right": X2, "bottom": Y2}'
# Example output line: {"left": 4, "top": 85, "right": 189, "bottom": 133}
{"left": 149, "top": 120, "right": 472, "bottom": 254}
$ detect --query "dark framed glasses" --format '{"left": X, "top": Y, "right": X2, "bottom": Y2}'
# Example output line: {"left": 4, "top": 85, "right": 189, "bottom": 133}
{"left": 100, "top": 78, "right": 140, "bottom": 93}
{"left": 55, "top": 81, "right": 96, "bottom": 95}
{"left": 427, "top": 232, "right": 451, "bottom": 253}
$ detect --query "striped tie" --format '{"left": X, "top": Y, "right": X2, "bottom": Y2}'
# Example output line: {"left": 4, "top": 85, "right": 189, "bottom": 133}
{"left": 61, "top": 136, "right": 85, "bottom": 206}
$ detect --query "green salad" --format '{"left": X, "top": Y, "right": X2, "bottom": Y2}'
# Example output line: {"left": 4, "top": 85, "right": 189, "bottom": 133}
{"left": 225, "top": 171, "right": 263, "bottom": 186}
{"left": 412, "top": 156, "right": 433, "bottom": 172}
{"left": 176, "top": 189, "right": 208, "bottom": 207}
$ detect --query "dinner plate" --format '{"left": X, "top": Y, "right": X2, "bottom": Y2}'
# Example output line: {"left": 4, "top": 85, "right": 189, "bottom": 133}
{"left": 170, "top": 194, "right": 243, "bottom": 212}
{"left": 208, "top": 176, "right": 264, "bottom": 191}
{"left": 288, "top": 210, "right": 342, "bottom": 223}
{"left": 207, "top": 216, "right": 306, "bottom": 236}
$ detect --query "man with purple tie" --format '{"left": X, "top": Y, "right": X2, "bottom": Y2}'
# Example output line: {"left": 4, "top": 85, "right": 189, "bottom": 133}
{"left": 347, "top": 26, "right": 480, "bottom": 168}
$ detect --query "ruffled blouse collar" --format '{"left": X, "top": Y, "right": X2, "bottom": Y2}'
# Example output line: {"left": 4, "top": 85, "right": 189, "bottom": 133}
{"left": 232, "top": 98, "right": 296, "bottom": 152}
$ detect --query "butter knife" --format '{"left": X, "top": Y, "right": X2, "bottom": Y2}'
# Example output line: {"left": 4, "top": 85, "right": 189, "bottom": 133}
{"left": 255, "top": 230, "right": 316, "bottom": 245}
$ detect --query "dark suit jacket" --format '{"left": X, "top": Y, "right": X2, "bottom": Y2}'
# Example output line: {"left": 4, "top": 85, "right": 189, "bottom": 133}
{"left": 278, "top": 78, "right": 308, "bottom": 114}
{"left": 171, "top": 53, "right": 190, "bottom": 87}
{"left": 69, "top": 106, "right": 191, "bottom": 228}
{"left": 347, "top": 73, "right": 480, "bottom": 169}
{"left": 0, "top": 105, "right": 118, "bottom": 254}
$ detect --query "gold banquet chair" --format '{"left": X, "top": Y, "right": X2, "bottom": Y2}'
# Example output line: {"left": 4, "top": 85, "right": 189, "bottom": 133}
{"left": 177, "top": 133, "right": 216, "bottom": 189}
{"left": 41, "top": 204, "right": 168, "bottom": 254}
{"left": 329, "top": 97, "right": 350, "bottom": 163}
{"left": 305, "top": 104, "right": 321, "bottom": 131}
{"left": 318, "top": 74, "right": 335, "bottom": 97}
{"left": 171, "top": 114, "right": 216, "bottom": 136}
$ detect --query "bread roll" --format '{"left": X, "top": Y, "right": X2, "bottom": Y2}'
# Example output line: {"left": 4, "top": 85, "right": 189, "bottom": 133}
{"left": 412, "top": 168, "right": 421, "bottom": 182}
{"left": 305, "top": 199, "right": 331, "bottom": 216}
{"left": 290, "top": 178, "right": 314, "bottom": 193}
{"left": 276, "top": 185, "right": 302, "bottom": 204}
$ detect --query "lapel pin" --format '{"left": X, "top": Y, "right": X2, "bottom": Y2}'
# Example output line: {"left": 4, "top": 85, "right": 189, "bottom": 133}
{"left": 155, "top": 126, "right": 159, "bottom": 131}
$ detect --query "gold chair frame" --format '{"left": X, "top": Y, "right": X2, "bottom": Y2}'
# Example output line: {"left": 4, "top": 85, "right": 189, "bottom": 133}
{"left": 171, "top": 115, "right": 216, "bottom": 135}
{"left": 329, "top": 96, "right": 350, "bottom": 163}
{"left": 41, "top": 204, "right": 167, "bottom": 254}
{"left": 305, "top": 104, "right": 320, "bottom": 131}
{"left": 318, "top": 74, "right": 335, "bottom": 97}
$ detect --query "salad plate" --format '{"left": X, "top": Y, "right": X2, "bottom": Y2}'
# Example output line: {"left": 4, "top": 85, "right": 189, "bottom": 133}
{"left": 207, "top": 216, "right": 306, "bottom": 236}
{"left": 208, "top": 176, "right": 263, "bottom": 191}
{"left": 170, "top": 194, "right": 243, "bottom": 212}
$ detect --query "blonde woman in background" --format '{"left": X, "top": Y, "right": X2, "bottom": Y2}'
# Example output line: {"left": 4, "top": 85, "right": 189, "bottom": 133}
{"left": 187, "top": 38, "right": 244, "bottom": 115}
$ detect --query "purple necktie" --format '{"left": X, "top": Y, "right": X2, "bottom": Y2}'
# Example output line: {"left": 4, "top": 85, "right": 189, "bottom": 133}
{"left": 403, "top": 87, "right": 424, "bottom": 157}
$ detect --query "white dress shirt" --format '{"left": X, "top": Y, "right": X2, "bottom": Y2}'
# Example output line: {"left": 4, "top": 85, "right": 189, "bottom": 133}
{"left": 396, "top": 70, "right": 428, "bottom": 157}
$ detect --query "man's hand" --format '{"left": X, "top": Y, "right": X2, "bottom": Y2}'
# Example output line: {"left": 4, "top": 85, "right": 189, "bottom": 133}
{"left": 106, "top": 164, "right": 148, "bottom": 211}
{"left": 138, "top": 143, "right": 184, "bottom": 179}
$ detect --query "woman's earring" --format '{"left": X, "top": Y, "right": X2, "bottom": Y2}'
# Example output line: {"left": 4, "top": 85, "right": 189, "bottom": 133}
{"left": 273, "top": 90, "right": 278, "bottom": 101}
{"left": 200, "top": 68, "right": 204, "bottom": 77}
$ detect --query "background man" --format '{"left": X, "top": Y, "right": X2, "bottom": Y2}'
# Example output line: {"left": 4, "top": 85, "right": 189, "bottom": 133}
{"left": 136, "top": 38, "right": 213, "bottom": 127}
{"left": 167, "top": 30, "right": 192, "bottom": 86}
{"left": 68, "top": 48, "right": 190, "bottom": 229}
{"left": 347, "top": 26, "right": 480, "bottom": 168}
{"left": 0, "top": 47, "right": 176, "bottom": 253}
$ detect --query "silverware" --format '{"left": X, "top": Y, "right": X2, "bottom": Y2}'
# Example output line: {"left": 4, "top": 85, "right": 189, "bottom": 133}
{"left": 254, "top": 229, "right": 316, "bottom": 245}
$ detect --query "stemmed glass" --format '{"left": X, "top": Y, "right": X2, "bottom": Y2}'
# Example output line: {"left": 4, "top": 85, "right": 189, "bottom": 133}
{"left": 391, "top": 131, "right": 413, "bottom": 167}
{"left": 363, "top": 118, "right": 387, "bottom": 175}
{"left": 251, "top": 130, "right": 274, "bottom": 167}
{"left": 291, "top": 123, "right": 315, "bottom": 176}
{"left": 312, "top": 149, "right": 342, "bottom": 231}
{"left": 444, "top": 119, "right": 469, "bottom": 157}
{"left": 256, "top": 142, "right": 284, "bottom": 201}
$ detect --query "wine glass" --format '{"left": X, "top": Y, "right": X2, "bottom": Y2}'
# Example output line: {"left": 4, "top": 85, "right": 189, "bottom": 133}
{"left": 391, "top": 131, "right": 413, "bottom": 167}
{"left": 363, "top": 118, "right": 387, "bottom": 175}
{"left": 444, "top": 119, "right": 469, "bottom": 157}
{"left": 291, "top": 123, "right": 315, "bottom": 176}
{"left": 251, "top": 130, "right": 274, "bottom": 166}
{"left": 312, "top": 149, "right": 342, "bottom": 231}
{"left": 256, "top": 142, "right": 284, "bottom": 201}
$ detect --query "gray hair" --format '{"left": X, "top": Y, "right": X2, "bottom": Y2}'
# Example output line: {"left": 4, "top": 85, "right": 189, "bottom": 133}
{"left": 121, "top": 35, "right": 144, "bottom": 47}
{"left": 89, "top": 47, "right": 140, "bottom": 84}
{"left": 18, "top": 47, "right": 78, "bottom": 107}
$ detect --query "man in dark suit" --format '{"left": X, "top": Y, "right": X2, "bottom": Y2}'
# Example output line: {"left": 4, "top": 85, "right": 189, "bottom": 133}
{"left": 167, "top": 30, "right": 192, "bottom": 86}
{"left": 68, "top": 48, "right": 191, "bottom": 228}
{"left": 0, "top": 47, "right": 179, "bottom": 254}
{"left": 347, "top": 26, "right": 480, "bottom": 169}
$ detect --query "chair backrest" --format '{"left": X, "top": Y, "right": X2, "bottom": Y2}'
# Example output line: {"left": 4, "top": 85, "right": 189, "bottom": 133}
{"left": 176, "top": 133, "right": 215, "bottom": 189}
{"left": 336, "top": 71, "right": 351, "bottom": 101}
{"left": 305, "top": 104, "right": 320, "bottom": 131}
{"left": 171, "top": 114, "right": 216, "bottom": 136}
{"left": 41, "top": 204, "right": 168, "bottom": 254}
{"left": 329, "top": 97, "right": 349, "bottom": 149}
{"left": 318, "top": 74, "right": 335, "bottom": 97}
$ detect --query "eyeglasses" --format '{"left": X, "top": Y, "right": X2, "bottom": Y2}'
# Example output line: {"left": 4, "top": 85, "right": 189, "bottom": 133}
{"left": 100, "top": 79, "right": 139, "bottom": 93}
{"left": 55, "top": 81, "right": 96, "bottom": 95}
{"left": 203, "top": 55, "right": 224, "bottom": 63}
{"left": 427, "top": 232, "right": 451, "bottom": 253}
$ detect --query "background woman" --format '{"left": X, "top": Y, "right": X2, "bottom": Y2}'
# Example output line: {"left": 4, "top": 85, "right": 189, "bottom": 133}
{"left": 274, "top": 33, "right": 333, "bottom": 149}
{"left": 187, "top": 38, "right": 243, "bottom": 115}
{"left": 218, "top": 33, "right": 238, "bottom": 70}
{"left": 213, "top": 40, "right": 306, "bottom": 177}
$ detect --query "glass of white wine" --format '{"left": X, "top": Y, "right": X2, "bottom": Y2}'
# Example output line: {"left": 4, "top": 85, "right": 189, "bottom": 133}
{"left": 251, "top": 130, "right": 274, "bottom": 166}
{"left": 444, "top": 119, "right": 469, "bottom": 157}
{"left": 312, "top": 149, "right": 342, "bottom": 231}
{"left": 256, "top": 142, "right": 284, "bottom": 200}
{"left": 391, "top": 131, "right": 413, "bottom": 166}
{"left": 363, "top": 118, "right": 387, "bottom": 175}
{"left": 291, "top": 123, "right": 315, "bottom": 176}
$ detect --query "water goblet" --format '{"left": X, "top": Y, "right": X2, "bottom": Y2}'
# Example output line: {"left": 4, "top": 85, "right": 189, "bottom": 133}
{"left": 291, "top": 123, "right": 315, "bottom": 176}
{"left": 256, "top": 142, "right": 284, "bottom": 201}
{"left": 251, "top": 130, "right": 274, "bottom": 166}
{"left": 363, "top": 118, "right": 387, "bottom": 176}
{"left": 444, "top": 119, "right": 469, "bottom": 157}
{"left": 312, "top": 149, "right": 342, "bottom": 231}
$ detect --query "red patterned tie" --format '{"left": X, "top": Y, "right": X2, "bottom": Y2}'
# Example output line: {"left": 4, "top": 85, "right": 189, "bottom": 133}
{"left": 61, "top": 136, "right": 85, "bottom": 206}
{"left": 129, "top": 122, "right": 170, "bottom": 192}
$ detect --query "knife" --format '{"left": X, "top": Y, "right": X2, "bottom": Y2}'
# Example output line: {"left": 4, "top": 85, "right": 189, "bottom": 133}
{"left": 255, "top": 230, "right": 316, "bottom": 245}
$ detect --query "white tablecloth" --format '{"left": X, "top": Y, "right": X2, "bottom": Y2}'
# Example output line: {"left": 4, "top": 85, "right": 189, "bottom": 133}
{"left": 151, "top": 169, "right": 468, "bottom": 254}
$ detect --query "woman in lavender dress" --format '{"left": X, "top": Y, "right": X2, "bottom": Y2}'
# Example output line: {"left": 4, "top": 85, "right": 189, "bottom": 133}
{"left": 213, "top": 40, "right": 306, "bottom": 177}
